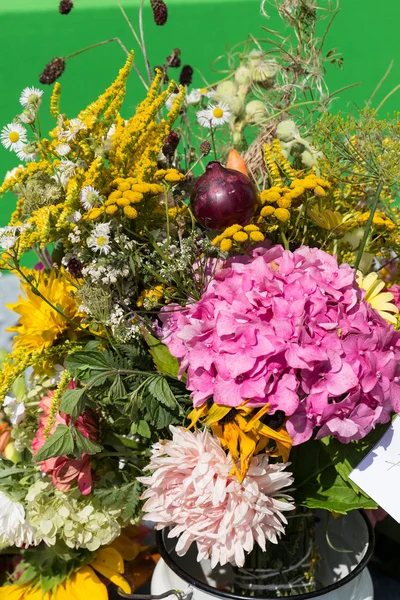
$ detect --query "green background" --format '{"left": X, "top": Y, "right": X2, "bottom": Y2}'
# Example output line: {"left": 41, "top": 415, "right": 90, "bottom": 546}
{"left": 0, "top": 0, "right": 400, "bottom": 228}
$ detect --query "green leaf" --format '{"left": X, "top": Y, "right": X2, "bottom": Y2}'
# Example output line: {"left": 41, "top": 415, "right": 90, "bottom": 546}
{"left": 108, "top": 375, "right": 126, "bottom": 400}
{"left": 103, "top": 432, "right": 145, "bottom": 450}
{"left": 74, "top": 429, "right": 103, "bottom": 455}
{"left": 143, "top": 330, "right": 181, "bottom": 379}
{"left": 122, "top": 481, "right": 141, "bottom": 521}
{"left": 146, "top": 395, "right": 178, "bottom": 430}
{"left": 291, "top": 439, "right": 378, "bottom": 514}
{"left": 59, "top": 388, "right": 86, "bottom": 417}
{"left": 66, "top": 350, "right": 112, "bottom": 373}
{"left": 133, "top": 420, "right": 151, "bottom": 438}
{"left": 320, "top": 423, "right": 391, "bottom": 495}
{"left": 147, "top": 376, "right": 177, "bottom": 409}
{"left": 34, "top": 425, "right": 74, "bottom": 462}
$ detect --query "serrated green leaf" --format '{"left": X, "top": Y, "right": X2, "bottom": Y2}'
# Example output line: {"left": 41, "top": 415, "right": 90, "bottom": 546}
{"left": 74, "top": 429, "right": 103, "bottom": 455}
{"left": 147, "top": 376, "right": 177, "bottom": 408}
{"left": 142, "top": 330, "right": 181, "bottom": 379}
{"left": 146, "top": 395, "right": 177, "bottom": 429}
{"left": 108, "top": 375, "right": 126, "bottom": 400}
{"left": 34, "top": 425, "right": 74, "bottom": 462}
{"left": 59, "top": 388, "right": 86, "bottom": 417}
{"left": 66, "top": 351, "right": 112, "bottom": 373}
{"left": 137, "top": 420, "right": 151, "bottom": 438}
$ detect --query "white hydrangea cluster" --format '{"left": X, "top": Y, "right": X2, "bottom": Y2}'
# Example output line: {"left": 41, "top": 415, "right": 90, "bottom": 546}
{"left": 26, "top": 481, "right": 121, "bottom": 552}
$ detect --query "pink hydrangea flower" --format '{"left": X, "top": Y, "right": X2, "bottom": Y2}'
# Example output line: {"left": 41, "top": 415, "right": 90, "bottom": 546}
{"left": 32, "top": 385, "right": 98, "bottom": 495}
{"left": 161, "top": 246, "right": 400, "bottom": 445}
{"left": 139, "top": 426, "right": 294, "bottom": 568}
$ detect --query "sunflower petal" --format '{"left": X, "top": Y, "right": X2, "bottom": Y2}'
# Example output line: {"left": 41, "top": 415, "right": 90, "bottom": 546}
{"left": 0, "top": 583, "right": 31, "bottom": 600}
{"left": 95, "top": 547, "right": 124, "bottom": 574}
{"left": 90, "top": 560, "right": 131, "bottom": 594}
{"left": 69, "top": 566, "right": 108, "bottom": 600}
{"left": 186, "top": 404, "right": 208, "bottom": 428}
{"left": 203, "top": 404, "right": 232, "bottom": 425}
{"left": 110, "top": 534, "right": 143, "bottom": 561}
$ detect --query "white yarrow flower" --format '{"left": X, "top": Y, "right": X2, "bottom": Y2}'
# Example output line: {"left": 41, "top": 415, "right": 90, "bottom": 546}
{"left": 87, "top": 223, "right": 111, "bottom": 255}
{"left": 3, "top": 396, "right": 26, "bottom": 425}
{"left": 197, "top": 102, "right": 231, "bottom": 128}
{"left": 0, "top": 491, "right": 38, "bottom": 547}
{"left": 1, "top": 123, "right": 27, "bottom": 152}
{"left": 20, "top": 87, "right": 44, "bottom": 108}
{"left": 80, "top": 185, "right": 101, "bottom": 211}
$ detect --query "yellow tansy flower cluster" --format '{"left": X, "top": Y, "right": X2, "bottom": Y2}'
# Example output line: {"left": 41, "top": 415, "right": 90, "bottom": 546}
{"left": 259, "top": 165, "right": 331, "bottom": 225}
{"left": 357, "top": 210, "right": 395, "bottom": 231}
{"left": 212, "top": 224, "right": 265, "bottom": 252}
{"left": 154, "top": 168, "right": 186, "bottom": 184}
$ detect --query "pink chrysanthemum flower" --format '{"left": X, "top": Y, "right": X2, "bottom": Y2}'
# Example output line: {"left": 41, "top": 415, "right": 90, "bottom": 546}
{"left": 161, "top": 246, "right": 400, "bottom": 445}
{"left": 138, "top": 426, "right": 294, "bottom": 568}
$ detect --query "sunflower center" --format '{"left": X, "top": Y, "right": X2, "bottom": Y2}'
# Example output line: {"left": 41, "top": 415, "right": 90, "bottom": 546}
{"left": 96, "top": 236, "right": 108, "bottom": 247}
{"left": 9, "top": 132, "right": 20, "bottom": 143}
{"left": 213, "top": 108, "right": 224, "bottom": 119}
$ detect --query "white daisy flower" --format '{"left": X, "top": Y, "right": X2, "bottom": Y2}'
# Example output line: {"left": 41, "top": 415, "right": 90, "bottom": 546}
{"left": 80, "top": 185, "right": 101, "bottom": 211}
{"left": 0, "top": 491, "right": 38, "bottom": 547}
{"left": 19, "top": 108, "right": 37, "bottom": 124}
{"left": 70, "top": 211, "right": 82, "bottom": 223}
{"left": 55, "top": 143, "right": 71, "bottom": 157}
{"left": 4, "top": 165, "right": 23, "bottom": 183}
{"left": 3, "top": 396, "right": 26, "bottom": 425}
{"left": 62, "top": 118, "right": 87, "bottom": 142}
{"left": 166, "top": 93, "right": 179, "bottom": 112}
{"left": 16, "top": 143, "right": 37, "bottom": 162}
{"left": 87, "top": 223, "right": 111, "bottom": 255}
{"left": 1, "top": 123, "right": 27, "bottom": 152}
{"left": 57, "top": 159, "right": 79, "bottom": 186}
{"left": 197, "top": 102, "right": 232, "bottom": 128}
{"left": 20, "top": 87, "right": 43, "bottom": 108}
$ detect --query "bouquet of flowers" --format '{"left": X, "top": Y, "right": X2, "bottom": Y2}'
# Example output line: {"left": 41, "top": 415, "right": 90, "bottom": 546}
{"left": 0, "top": 0, "right": 400, "bottom": 598}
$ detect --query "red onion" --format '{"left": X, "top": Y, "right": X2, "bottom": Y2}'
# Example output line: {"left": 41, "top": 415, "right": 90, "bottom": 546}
{"left": 190, "top": 161, "right": 258, "bottom": 231}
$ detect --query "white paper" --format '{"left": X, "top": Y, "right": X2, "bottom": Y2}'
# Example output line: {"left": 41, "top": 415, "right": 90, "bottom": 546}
{"left": 349, "top": 417, "right": 400, "bottom": 523}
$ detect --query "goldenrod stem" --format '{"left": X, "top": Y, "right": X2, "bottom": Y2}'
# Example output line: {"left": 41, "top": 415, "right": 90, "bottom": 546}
{"left": 354, "top": 181, "right": 384, "bottom": 271}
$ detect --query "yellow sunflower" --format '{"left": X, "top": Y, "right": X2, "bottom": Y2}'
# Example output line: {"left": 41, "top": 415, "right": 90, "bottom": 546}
{"left": 188, "top": 402, "right": 292, "bottom": 482}
{"left": 7, "top": 269, "right": 82, "bottom": 355}
{"left": 0, "top": 534, "right": 144, "bottom": 600}
{"left": 356, "top": 270, "right": 399, "bottom": 324}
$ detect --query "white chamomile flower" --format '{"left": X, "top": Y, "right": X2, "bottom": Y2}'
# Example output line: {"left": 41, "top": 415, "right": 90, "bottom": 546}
{"left": 20, "top": 87, "right": 44, "bottom": 108}
{"left": 80, "top": 185, "right": 101, "bottom": 211}
{"left": 57, "top": 159, "right": 79, "bottom": 186}
{"left": 3, "top": 396, "right": 26, "bottom": 425}
{"left": 70, "top": 211, "right": 82, "bottom": 223}
{"left": 19, "top": 108, "right": 36, "bottom": 124}
{"left": 1, "top": 123, "right": 27, "bottom": 152}
{"left": 197, "top": 102, "right": 232, "bottom": 128}
{"left": 87, "top": 223, "right": 111, "bottom": 255}
{"left": 4, "top": 165, "right": 23, "bottom": 183}
{"left": 62, "top": 118, "right": 87, "bottom": 142}
{"left": 55, "top": 143, "right": 71, "bottom": 157}
{"left": 16, "top": 143, "right": 37, "bottom": 162}
{"left": 166, "top": 93, "right": 179, "bottom": 112}
{"left": 0, "top": 491, "right": 38, "bottom": 547}
{"left": 186, "top": 88, "right": 211, "bottom": 106}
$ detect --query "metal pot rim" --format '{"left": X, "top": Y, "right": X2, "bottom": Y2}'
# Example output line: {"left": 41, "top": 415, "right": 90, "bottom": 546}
{"left": 155, "top": 510, "right": 375, "bottom": 600}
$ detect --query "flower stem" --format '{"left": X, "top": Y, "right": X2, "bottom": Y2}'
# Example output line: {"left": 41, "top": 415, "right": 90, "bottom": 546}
{"left": 139, "top": 0, "right": 153, "bottom": 83}
{"left": 354, "top": 180, "right": 384, "bottom": 271}
{"left": 210, "top": 126, "right": 218, "bottom": 160}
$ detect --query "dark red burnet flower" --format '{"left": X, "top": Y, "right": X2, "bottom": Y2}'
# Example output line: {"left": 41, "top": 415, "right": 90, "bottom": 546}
{"left": 150, "top": 0, "right": 168, "bottom": 26}
{"left": 39, "top": 57, "right": 66, "bottom": 84}
{"left": 162, "top": 131, "right": 180, "bottom": 156}
{"left": 190, "top": 161, "right": 258, "bottom": 231}
{"left": 59, "top": 0, "right": 73, "bottom": 14}
{"left": 166, "top": 48, "right": 181, "bottom": 68}
{"left": 179, "top": 65, "right": 194, "bottom": 86}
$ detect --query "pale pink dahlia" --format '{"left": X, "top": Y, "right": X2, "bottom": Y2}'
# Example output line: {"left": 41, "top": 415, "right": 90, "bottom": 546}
{"left": 161, "top": 246, "right": 400, "bottom": 445}
{"left": 138, "top": 426, "right": 294, "bottom": 568}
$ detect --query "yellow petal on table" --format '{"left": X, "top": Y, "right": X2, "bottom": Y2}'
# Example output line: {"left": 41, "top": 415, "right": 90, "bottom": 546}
{"left": 95, "top": 547, "right": 124, "bottom": 574}
{"left": 69, "top": 566, "right": 108, "bottom": 600}
{"left": 90, "top": 561, "right": 131, "bottom": 595}
{"left": 110, "top": 535, "right": 143, "bottom": 561}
